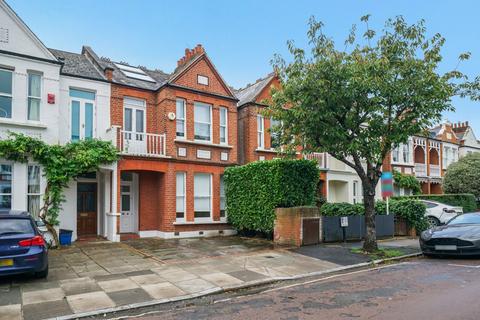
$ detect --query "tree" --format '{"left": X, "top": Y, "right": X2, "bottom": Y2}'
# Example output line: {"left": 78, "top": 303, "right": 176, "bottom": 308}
{"left": 267, "top": 15, "right": 477, "bottom": 252}
{"left": 443, "top": 153, "right": 480, "bottom": 199}
{"left": 0, "top": 133, "right": 118, "bottom": 246}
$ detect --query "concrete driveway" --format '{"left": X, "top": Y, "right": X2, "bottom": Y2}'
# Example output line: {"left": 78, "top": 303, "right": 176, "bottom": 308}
{"left": 0, "top": 237, "right": 340, "bottom": 320}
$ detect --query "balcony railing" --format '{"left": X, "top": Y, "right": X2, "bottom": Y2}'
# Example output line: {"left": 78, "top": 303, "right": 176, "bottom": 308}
{"left": 414, "top": 163, "right": 427, "bottom": 177}
{"left": 304, "top": 152, "right": 328, "bottom": 169}
{"left": 113, "top": 127, "right": 167, "bottom": 157}
{"left": 430, "top": 164, "right": 441, "bottom": 177}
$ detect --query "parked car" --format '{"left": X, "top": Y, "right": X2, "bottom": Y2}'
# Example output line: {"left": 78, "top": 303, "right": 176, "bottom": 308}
{"left": 420, "top": 212, "right": 480, "bottom": 256}
{"left": 0, "top": 210, "right": 48, "bottom": 278}
{"left": 420, "top": 200, "right": 463, "bottom": 228}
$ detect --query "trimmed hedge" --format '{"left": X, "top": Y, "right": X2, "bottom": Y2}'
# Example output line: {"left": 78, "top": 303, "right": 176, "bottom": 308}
{"left": 320, "top": 199, "right": 428, "bottom": 231}
{"left": 394, "top": 194, "right": 477, "bottom": 213}
{"left": 224, "top": 159, "right": 319, "bottom": 233}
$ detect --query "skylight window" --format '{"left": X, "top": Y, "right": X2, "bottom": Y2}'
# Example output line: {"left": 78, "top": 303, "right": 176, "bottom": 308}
{"left": 114, "top": 63, "right": 156, "bottom": 83}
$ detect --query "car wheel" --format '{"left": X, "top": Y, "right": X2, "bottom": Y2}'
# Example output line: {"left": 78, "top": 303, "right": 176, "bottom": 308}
{"left": 35, "top": 265, "right": 48, "bottom": 279}
{"left": 427, "top": 216, "right": 440, "bottom": 228}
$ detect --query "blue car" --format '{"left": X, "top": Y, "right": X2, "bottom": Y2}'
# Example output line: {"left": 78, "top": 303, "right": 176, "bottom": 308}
{"left": 0, "top": 210, "right": 48, "bottom": 278}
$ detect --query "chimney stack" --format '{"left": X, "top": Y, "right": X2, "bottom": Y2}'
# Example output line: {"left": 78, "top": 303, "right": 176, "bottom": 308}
{"left": 177, "top": 44, "right": 205, "bottom": 68}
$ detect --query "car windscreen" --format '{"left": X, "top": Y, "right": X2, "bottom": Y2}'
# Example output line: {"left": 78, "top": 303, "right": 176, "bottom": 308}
{"left": 0, "top": 218, "right": 35, "bottom": 236}
{"left": 448, "top": 214, "right": 480, "bottom": 225}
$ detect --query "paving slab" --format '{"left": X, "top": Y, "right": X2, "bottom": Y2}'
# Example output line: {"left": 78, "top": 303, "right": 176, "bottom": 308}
{"left": 0, "top": 304, "right": 21, "bottom": 320}
{"left": 0, "top": 285, "right": 21, "bottom": 306}
{"left": 159, "top": 269, "right": 198, "bottom": 282}
{"left": 228, "top": 270, "right": 267, "bottom": 282}
{"left": 22, "top": 287, "right": 64, "bottom": 305}
{"left": 98, "top": 278, "right": 139, "bottom": 293}
{"left": 175, "top": 278, "right": 217, "bottom": 294}
{"left": 22, "top": 299, "right": 71, "bottom": 320}
{"left": 67, "top": 291, "right": 115, "bottom": 313}
{"left": 141, "top": 282, "right": 185, "bottom": 299}
{"left": 107, "top": 288, "right": 152, "bottom": 306}
{"left": 200, "top": 272, "right": 244, "bottom": 288}
{"left": 60, "top": 277, "right": 101, "bottom": 296}
{"left": 130, "top": 274, "right": 165, "bottom": 286}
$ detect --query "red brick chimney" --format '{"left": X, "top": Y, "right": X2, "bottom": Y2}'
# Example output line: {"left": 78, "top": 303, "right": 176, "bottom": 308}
{"left": 177, "top": 44, "right": 205, "bottom": 68}
{"left": 104, "top": 67, "right": 114, "bottom": 81}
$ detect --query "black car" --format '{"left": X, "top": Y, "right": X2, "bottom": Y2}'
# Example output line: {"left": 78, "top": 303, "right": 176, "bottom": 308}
{"left": 420, "top": 213, "right": 480, "bottom": 256}
{"left": 0, "top": 210, "right": 49, "bottom": 278}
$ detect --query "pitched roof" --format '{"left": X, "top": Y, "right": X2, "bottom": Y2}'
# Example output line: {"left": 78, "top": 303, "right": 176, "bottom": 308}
{"left": 235, "top": 73, "right": 275, "bottom": 107}
{"left": 49, "top": 48, "right": 106, "bottom": 81}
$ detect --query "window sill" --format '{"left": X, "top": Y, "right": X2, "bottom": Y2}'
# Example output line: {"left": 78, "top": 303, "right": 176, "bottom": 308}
{"left": 255, "top": 148, "right": 278, "bottom": 153}
{"left": 174, "top": 139, "right": 233, "bottom": 149}
{"left": 0, "top": 118, "right": 48, "bottom": 129}
{"left": 173, "top": 220, "right": 229, "bottom": 225}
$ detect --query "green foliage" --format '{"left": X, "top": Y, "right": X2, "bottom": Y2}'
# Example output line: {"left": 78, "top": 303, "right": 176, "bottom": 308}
{"left": 0, "top": 133, "right": 118, "bottom": 227}
{"left": 443, "top": 153, "right": 480, "bottom": 200}
{"left": 393, "top": 170, "right": 421, "bottom": 194}
{"left": 224, "top": 159, "right": 319, "bottom": 233}
{"left": 395, "top": 194, "right": 478, "bottom": 213}
{"left": 267, "top": 14, "right": 479, "bottom": 251}
{"left": 320, "top": 199, "right": 428, "bottom": 231}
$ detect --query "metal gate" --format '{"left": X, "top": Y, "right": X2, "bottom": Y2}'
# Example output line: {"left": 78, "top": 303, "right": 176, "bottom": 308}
{"left": 302, "top": 218, "right": 320, "bottom": 245}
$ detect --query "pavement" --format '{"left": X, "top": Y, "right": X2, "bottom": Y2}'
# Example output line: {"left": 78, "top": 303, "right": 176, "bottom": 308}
{"left": 130, "top": 256, "right": 480, "bottom": 320}
{"left": 0, "top": 237, "right": 420, "bottom": 320}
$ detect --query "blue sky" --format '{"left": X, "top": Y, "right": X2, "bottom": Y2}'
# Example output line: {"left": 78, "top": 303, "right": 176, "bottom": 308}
{"left": 7, "top": 0, "right": 480, "bottom": 132}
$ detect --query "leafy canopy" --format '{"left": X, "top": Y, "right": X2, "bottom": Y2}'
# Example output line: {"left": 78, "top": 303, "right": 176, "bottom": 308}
{"left": 0, "top": 133, "right": 118, "bottom": 226}
{"left": 443, "top": 153, "right": 480, "bottom": 199}
{"left": 268, "top": 15, "right": 476, "bottom": 183}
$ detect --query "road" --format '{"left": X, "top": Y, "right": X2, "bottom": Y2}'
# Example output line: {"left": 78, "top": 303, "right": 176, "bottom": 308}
{"left": 108, "top": 257, "right": 480, "bottom": 320}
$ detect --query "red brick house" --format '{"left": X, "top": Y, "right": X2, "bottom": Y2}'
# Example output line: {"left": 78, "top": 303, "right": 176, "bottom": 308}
{"left": 85, "top": 45, "right": 238, "bottom": 239}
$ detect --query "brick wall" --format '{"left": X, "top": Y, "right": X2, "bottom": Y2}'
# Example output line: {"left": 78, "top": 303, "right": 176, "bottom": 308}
{"left": 274, "top": 207, "right": 321, "bottom": 247}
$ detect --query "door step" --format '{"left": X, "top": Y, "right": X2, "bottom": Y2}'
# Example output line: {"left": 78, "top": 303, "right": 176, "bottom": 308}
{"left": 120, "top": 233, "right": 140, "bottom": 241}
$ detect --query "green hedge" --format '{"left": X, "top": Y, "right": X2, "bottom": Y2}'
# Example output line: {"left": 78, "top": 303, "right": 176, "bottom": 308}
{"left": 320, "top": 199, "right": 428, "bottom": 231}
{"left": 224, "top": 159, "right": 319, "bottom": 233}
{"left": 393, "top": 194, "right": 477, "bottom": 213}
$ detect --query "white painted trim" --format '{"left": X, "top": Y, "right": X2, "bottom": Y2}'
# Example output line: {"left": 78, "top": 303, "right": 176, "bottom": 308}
{"left": 174, "top": 139, "right": 233, "bottom": 149}
{"left": 138, "top": 229, "right": 237, "bottom": 239}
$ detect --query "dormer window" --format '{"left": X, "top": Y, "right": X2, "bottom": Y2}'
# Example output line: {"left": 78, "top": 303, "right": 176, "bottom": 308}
{"left": 197, "top": 75, "right": 209, "bottom": 86}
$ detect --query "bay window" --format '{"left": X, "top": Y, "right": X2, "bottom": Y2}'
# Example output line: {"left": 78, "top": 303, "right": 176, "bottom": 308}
{"left": 220, "top": 107, "right": 227, "bottom": 144}
{"left": 194, "top": 102, "right": 211, "bottom": 141}
{"left": 194, "top": 173, "right": 211, "bottom": 219}
{"left": 176, "top": 172, "right": 186, "bottom": 221}
{"left": 27, "top": 165, "right": 41, "bottom": 218}
{"left": 0, "top": 68, "right": 13, "bottom": 119}
{"left": 176, "top": 99, "right": 186, "bottom": 138}
{"left": 28, "top": 72, "right": 41, "bottom": 121}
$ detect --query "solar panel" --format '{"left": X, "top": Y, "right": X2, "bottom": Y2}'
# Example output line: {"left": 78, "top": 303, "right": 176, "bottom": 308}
{"left": 114, "top": 63, "right": 156, "bottom": 83}
{"left": 114, "top": 63, "right": 146, "bottom": 74}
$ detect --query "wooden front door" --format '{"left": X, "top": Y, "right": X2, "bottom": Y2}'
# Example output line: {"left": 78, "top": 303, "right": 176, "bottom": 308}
{"left": 77, "top": 183, "right": 97, "bottom": 236}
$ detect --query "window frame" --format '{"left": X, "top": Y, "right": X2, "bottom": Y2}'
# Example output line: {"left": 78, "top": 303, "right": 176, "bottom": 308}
{"left": 194, "top": 102, "right": 212, "bottom": 142}
{"left": 197, "top": 75, "right": 209, "bottom": 86}
{"left": 26, "top": 164, "right": 42, "bottom": 219}
{"left": 219, "top": 107, "right": 228, "bottom": 144}
{"left": 0, "top": 68, "right": 13, "bottom": 119}
{"left": 270, "top": 117, "right": 281, "bottom": 150}
{"left": 194, "top": 173, "right": 212, "bottom": 221}
{"left": 176, "top": 172, "right": 186, "bottom": 222}
{"left": 176, "top": 98, "right": 186, "bottom": 139}
{"left": 220, "top": 174, "right": 227, "bottom": 221}
{"left": 69, "top": 88, "right": 97, "bottom": 141}
{"left": 0, "top": 163, "right": 13, "bottom": 210}
{"left": 123, "top": 97, "right": 146, "bottom": 141}
{"left": 27, "top": 71, "right": 42, "bottom": 122}
{"left": 257, "top": 115, "right": 264, "bottom": 149}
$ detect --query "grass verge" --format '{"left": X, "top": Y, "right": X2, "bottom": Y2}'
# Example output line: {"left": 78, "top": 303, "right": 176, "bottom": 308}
{"left": 351, "top": 248, "right": 405, "bottom": 260}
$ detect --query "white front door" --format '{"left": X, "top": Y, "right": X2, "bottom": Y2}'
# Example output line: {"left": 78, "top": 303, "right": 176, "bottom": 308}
{"left": 120, "top": 181, "right": 135, "bottom": 233}
{"left": 123, "top": 97, "right": 146, "bottom": 154}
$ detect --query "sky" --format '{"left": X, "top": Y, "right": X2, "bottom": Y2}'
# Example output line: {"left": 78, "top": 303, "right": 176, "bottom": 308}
{"left": 7, "top": 0, "right": 480, "bottom": 133}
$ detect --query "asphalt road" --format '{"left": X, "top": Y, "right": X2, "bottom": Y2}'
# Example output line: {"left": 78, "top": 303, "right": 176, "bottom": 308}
{"left": 115, "top": 257, "right": 480, "bottom": 320}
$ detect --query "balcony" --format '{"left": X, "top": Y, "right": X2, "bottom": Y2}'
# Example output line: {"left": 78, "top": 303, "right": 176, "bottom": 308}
{"left": 304, "top": 152, "right": 328, "bottom": 169}
{"left": 112, "top": 127, "right": 167, "bottom": 157}
{"left": 414, "top": 163, "right": 427, "bottom": 177}
{"left": 430, "top": 164, "right": 441, "bottom": 177}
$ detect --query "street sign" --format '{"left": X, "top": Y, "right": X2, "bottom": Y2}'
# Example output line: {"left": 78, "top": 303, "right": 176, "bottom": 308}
{"left": 381, "top": 171, "right": 394, "bottom": 198}
{"left": 340, "top": 216, "right": 349, "bottom": 227}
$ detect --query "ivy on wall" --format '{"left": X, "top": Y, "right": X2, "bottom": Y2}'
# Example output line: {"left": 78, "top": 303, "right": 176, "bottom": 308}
{"left": 0, "top": 133, "right": 118, "bottom": 246}
{"left": 393, "top": 169, "right": 421, "bottom": 195}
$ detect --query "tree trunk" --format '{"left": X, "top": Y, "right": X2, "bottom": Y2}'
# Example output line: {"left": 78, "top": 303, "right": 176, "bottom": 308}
{"left": 362, "top": 184, "right": 378, "bottom": 252}
{"left": 45, "top": 222, "right": 60, "bottom": 248}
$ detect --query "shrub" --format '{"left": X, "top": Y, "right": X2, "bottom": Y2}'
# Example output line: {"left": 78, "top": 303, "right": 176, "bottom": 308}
{"left": 393, "top": 170, "right": 421, "bottom": 194}
{"left": 224, "top": 159, "right": 319, "bottom": 233}
{"left": 395, "top": 194, "right": 477, "bottom": 213}
{"left": 320, "top": 199, "right": 428, "bottom": 231}
{"left": 443, "top": 153, "right": 480, "bottom": 199}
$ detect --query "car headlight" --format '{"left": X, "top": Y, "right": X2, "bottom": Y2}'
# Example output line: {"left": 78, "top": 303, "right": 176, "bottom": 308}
{"left": 421, "top": 229, "right": 433, "bottom": 241}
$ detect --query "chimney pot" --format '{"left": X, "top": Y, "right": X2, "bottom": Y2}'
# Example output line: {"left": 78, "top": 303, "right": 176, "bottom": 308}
{"left": 466, "top": 121, "right": 469, "bottom": 126}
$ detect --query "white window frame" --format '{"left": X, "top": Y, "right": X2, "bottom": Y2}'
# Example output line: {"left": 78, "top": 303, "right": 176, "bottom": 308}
{"left": 257, "top": 115, "right": 264, "bottom": 149}
{"left": 176, "top": 172, "right": 186, "bottom": 222}
{"left": 194, "top": 102, "right": 212, "bottom": 142}
{"left": 270, "top": 117, "right": 282, "bottom": 150}
{"left": 220, "top": 174, "right": 226, "bottom": 222}
{"left": 27, "top": 71, "right": 42, "bottom": 122}
{"left": 219, "top": 107, "right": 228, "bottom": 144}
{"left": 197, "top": 75, "right": 209, "bottom": 85}
{"left": 0, "top": 163, "right": 13, "bottom": 210}
{"left": 194, "top": 173, "right": 212, "bottom": 222}
{"left": 26, "top": 164, "right": 42, "bottom": 219}
{"left": 123, "top": 97, "right": 146, "bottom": 140}
{"left": 0, "top": 68, "right": 13, "bottom": 119}
{"left": 176, "top": 98, "right": 186, "bottom": 139}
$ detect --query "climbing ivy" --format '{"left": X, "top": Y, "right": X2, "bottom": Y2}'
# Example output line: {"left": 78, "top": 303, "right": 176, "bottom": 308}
{"left": 393, "top": 170, "right": 421, "bottom": 195}
{"left": 0, "top": 133, "right": 118, "bottom": 246}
